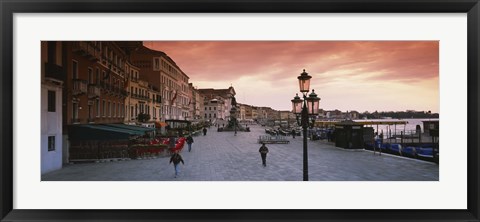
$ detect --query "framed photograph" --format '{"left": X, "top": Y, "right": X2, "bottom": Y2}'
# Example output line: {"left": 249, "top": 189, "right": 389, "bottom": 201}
{"left": 1, "top": 0, "right": 479, "bottom": 221}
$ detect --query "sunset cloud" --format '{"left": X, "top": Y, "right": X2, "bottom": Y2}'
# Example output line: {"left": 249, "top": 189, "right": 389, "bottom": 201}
{"left": 145, "top": 41, "right": 439, "bottom": 112}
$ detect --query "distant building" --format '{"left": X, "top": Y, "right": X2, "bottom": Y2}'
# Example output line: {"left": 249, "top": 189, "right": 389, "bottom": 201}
{"left": 238, "top": 103, "right": 247, "bottom": 121}
{"left": 189, "top": 83, "right": 203, "bottom": 121}
{"left": 243, "top": 104, "right": 254, "bottom": 121}
{"left": 203, "top": 97, "right": 225, "bottom": 123}
{"left": 198, "top": 87, "right": 236, "bottom": 123}
{"left": 348, "top": 110, "right": 360, "bottom": 120}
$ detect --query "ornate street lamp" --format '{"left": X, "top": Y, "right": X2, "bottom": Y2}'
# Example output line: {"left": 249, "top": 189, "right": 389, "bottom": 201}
{"left": 298, "top": 69, "right": 312, "bottom": 93}
{"left": 291, "top": 69, "right": 320, "bottom": 181}
{"left": 306, "top": 90, "right": 321, "bottom": 116}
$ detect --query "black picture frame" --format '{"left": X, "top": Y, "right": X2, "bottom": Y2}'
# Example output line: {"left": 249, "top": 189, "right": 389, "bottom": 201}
{"left": 1, "top": 0, "right": 479, "bottom": 221}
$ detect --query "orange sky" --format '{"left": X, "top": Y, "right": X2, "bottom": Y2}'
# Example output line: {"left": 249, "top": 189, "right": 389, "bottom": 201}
{"left": 145, "top": 41, "right": 439, "bottom": 113}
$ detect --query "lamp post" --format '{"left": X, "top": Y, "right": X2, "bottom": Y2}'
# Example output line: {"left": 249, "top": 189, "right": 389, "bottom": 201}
{"left": 291, "top": 69, "right": 320, "bottom": 181}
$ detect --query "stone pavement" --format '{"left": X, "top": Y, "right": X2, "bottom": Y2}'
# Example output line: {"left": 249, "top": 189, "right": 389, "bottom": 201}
{"left": 42, "top": 124, "right": 439, "bottom": 181}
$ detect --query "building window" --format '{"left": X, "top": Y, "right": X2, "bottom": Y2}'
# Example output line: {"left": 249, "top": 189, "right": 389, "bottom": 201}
{"left": 47, "top": 42, "right": 57, "bottom": 64}
{"left": 48, "top": 136, "right": 55, "bottom": 151}
{"left": 108, "top": 101, "right": 111, "bottom": 117}
{"left": 102, "top": 71, "right": 107, "bottom": 82}
{"left": 95, "top": 68, "right": 100, "bottom": 84}
{"left": 88, "top": 105, "right": 93, "bottom": 121}
{"left": 72, "top": 102, "right": 79, "bottom": 122}
{"left": 154, "top": 58, "right": 160, "bottom": 71}
{"left": 120, "top": 103, "right": 122, "bottom": 117}
{"left": 209, "top": 114, "right": 211, "bottom": 118}
{"left": 214, "top": 107, "right": 216, "bottom": 111}
{"left": 88, "top": 67, "right": 93, "bottom": 84}
{"left": 102, "top": 100, "right": 106, "bottom": 117}
{"left": 96, "top": 99, "right": 100, "bottom": 117}
{"left": 214, "top": 114, "right": 216, "bottom": 118}
{"left": 47, "top": 90, "right": 56, "bottom": 112}
{"left": 72, "top": 60, "right": 78, "bottom": 79}
{"left": 113, "top": 102, "right": 116, "bottom": 117}
{"left": 209, "top": 107, "right": 211, "bottom": 110}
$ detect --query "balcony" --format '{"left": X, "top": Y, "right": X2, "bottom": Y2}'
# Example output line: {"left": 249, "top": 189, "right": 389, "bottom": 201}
{"left": 153, "top": 97, "right": 161, "bottom": 104}
{"left": 72, "top": 42, "right": 101, "bottom": 61}
{"left": 100, "top": 81, "right": 107, "bottom": 90}
{"left": 131, "top": 93, "right": 149, "bottom": 101}
{"left": 44, "top": 62, "right": 65, "bottom": 81}
{"left": 100, "top": 81, "right": 115, "bottom": 94}
{"left": 72, "top": 79, "right": 88, "bottom": 95}
{"left": 120, "top": 89, "right": 128, "bottom": 97}
{"left": 101, "top": 55, "right": 110, "bottom": 65}
{"left": 113, "top": 87, "right": 124, "bottom": 98}
{"left": 111, "top": 86, "right": 119, "bottom": 94}
{"left": 88, "top": 84, "right": 100, "bottom": 99}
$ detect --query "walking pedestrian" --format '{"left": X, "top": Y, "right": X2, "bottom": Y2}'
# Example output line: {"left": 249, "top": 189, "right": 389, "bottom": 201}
{"left": 259, "top": 143, "right": 269, "bottom": 167}
{"left": 169, "top": 151, "right": 184, "bottom": 178}
{"left": 203, "top": 127, "right": 207, "bottom": 136}
{"left": 186, "top": 134, "right": 194, "bottom": 152}
{"left": 291, "top": 129, "right": 296, "bottom": 138}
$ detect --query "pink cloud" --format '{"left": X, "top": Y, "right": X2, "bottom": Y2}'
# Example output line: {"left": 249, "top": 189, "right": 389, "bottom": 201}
{"left": 144, "top": 41, "right": 439, "bottom": 112}
{"left": 146, "top": 41, "right": 438, "bottom": 83}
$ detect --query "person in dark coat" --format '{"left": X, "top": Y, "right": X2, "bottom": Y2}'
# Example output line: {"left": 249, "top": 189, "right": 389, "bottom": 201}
{"left": 169, "top": 151, "right": 185, "bottom": 178}
{"left": 259, "top": 143, "right": 269, "bottom": 167}
{"left": 203, "top": 127, "right": 207, "bottom": 136}
{"left": 291, "top": 129, "right": 296, "bottom": 138}
{"left": 186, "top": 134, "right": 194, "bottom": 152}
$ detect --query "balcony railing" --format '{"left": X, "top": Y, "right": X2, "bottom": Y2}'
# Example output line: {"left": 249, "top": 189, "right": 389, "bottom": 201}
{"left": 120, "top": 89, "right": 128, "bottom": 97}
{"left": 131, "top": 93, "right": 149, "bottom": 101}
{"left": 88, "top": 84, "right": 101, "bottom": 98}
{"left": 101, "top": 56, "right": 125, "bottom": 75}
{"left": 72, "top": 79, "right": 88, "bottom": 95}
{"left": 100, "top": 81, "right": 112, "bottom": 91}
{"left": 152, "top": 97, "right": 161, "bottom": 103}
{"left": 72, "top": 42, "right": 101, "bottom": 61}
{"left": 44, "top": 62, "right": 65, "bottom": 81}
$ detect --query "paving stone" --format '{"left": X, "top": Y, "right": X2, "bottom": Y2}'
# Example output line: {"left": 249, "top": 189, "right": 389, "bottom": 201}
{"left": 42, "top": 124, "right": 439, "bottom": 181}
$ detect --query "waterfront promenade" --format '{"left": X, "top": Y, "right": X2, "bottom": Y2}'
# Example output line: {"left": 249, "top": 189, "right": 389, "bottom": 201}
{"left": 42, "top": 124, "right": 439, "bottom": 181}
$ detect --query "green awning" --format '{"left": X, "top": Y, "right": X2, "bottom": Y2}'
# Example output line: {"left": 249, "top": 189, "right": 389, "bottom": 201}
{"left": 103, "top": 123, "right": 155, "bottom": 132}
{"left": 68, "top": 124, "right": 144, "bottom": 141}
